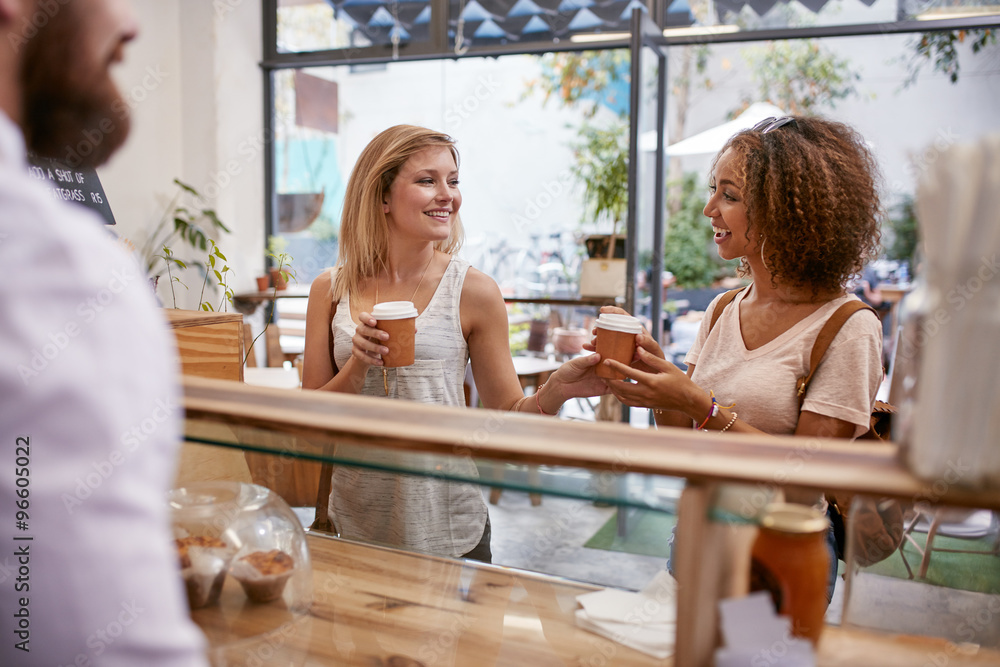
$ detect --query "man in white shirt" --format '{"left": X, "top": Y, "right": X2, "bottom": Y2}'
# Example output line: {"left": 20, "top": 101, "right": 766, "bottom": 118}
{"left": 0, "top": 1, "right": 207, "bottom": 664}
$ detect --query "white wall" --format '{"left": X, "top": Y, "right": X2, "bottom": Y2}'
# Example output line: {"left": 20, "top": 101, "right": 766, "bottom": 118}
{"left": 668, "top": 33, "right": 1000, "bottom": 206}
{"left": 100, "top": 0, "right": 265, "bottom": 310}
{"left": 97, "top": 1, "right": 999, "bottom": 309}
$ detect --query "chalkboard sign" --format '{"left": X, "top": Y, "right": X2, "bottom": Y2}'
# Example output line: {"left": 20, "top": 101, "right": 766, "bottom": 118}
{"left": 25, "top": 152, "right": 116, "bottom": 225}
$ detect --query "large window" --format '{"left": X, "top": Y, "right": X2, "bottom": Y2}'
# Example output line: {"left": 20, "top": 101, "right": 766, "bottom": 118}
{"left": 270, "top": 54, "right": 629, "bottom": 288}
{"left": 264, "top": 0, "right": 1000, "bottom": 306}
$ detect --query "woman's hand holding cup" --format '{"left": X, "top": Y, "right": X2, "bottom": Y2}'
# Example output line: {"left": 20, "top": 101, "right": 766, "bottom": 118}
{"left": 352, "top": 311, "right": 389, "bottom": 367}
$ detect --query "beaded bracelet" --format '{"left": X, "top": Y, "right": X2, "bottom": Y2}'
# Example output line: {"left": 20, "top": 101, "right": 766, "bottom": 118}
{"left": 696, "top": 395, "right": 719, "bottom": 430}
{"left": 697, "top": 390, "right": 736, "bottom": 431}
{"left": 719, "top": 411, "right": 739, "bottom": 433}
{"left": 535, "top": 383, "right": 556, "bottom": 416}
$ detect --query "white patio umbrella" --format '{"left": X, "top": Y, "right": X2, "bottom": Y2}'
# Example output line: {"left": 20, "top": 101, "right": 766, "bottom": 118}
{"left": 640, "top": 102, "right": 786, "bottom": 155}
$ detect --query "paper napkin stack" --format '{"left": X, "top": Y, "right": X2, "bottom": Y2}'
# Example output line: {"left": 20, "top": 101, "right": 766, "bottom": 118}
{"left": 574, "top": 570, "right": 677, "bottom": 659}
{"left": 714, "top": 592, "right": 814, "bottom": 667}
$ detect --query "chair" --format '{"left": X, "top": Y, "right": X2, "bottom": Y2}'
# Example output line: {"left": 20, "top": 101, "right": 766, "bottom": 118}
{"left": 899, "top": 507, "right": 1000, "bottom": 580}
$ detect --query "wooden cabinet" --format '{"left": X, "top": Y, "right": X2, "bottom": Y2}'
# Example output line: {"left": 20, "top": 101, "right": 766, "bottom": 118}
{"left": 164, "top": 309, "right": 253, "bottom": 486}
{"left": 163, "top": 309, "right": 244, "bottom": 381}
{"left": 164, "top": 309, "right": 321, "bottom": 507}
{"left": 180, "top": 376, "right": 1000, "bottom": 666}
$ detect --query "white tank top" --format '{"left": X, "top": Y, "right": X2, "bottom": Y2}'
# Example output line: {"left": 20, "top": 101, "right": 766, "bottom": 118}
{"left": 327, "top": 257, "right": 488, "bottom": 557}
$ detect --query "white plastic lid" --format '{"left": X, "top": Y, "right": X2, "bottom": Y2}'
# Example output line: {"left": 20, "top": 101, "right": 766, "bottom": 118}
{"left": 595, "top": 313, "right": 642, "bottom": 334}
{"left": 372, "top": 300, "right": 418, "bottom": 320}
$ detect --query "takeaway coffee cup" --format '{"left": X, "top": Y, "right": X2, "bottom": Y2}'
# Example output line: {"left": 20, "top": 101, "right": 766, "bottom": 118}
{"left": 372, "top": 301, "right": 418, "bottom": 367}
{"left": 594, "top": 313, "right": 643, "bottom": 380}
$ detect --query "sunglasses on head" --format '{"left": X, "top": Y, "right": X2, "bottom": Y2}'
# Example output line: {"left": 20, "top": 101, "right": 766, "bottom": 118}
{"left": 751, "top": 116, "right": 797, "bottom": 134}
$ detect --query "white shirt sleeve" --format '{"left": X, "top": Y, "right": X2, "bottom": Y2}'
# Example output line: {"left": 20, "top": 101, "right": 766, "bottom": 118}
{"left": 0, "top": 123, "right": 208, "bottom": 666}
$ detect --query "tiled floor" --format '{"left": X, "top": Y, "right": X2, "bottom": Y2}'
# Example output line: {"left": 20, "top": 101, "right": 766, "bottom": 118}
{"left": 484, "top": 488, "right": 668, "bottom": 591}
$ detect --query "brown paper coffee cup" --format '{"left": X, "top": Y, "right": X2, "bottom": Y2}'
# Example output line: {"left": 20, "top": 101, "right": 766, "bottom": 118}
{"left": 372, "top": 301, "right": 418, "bottom": 368}
{"left": 594, "top": 314, "right": 642, "bottom": 380}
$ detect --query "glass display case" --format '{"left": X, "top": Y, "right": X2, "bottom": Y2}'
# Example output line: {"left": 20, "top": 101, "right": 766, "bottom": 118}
{"left": 182, "top": 375, "right": 1000, "bottom": 666}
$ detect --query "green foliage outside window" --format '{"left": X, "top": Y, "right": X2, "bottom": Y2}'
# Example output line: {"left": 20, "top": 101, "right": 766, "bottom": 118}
{"left": 885, "top": 195, "right": 919, "bottom": 276}
{"left": 570, "top": 120, "right": 629, "bottom": 233}
{"left": 737, "top": 40, "right": 861, "bottom": 115}
{"left": 899, "top": 29, "right": 996, "bottom": 88}
{"left": 663, "top": 173, "right": 738, "bottom": 288}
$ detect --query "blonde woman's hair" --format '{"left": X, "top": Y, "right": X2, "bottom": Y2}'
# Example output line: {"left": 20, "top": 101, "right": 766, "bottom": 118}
{"left": 332, "top": 125, "right": 465, "bottom": 301}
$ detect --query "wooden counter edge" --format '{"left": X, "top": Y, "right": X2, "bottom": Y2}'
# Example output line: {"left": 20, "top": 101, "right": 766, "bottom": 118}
{"left": 181, "top": 376, "right": 1000, "bottom": 511}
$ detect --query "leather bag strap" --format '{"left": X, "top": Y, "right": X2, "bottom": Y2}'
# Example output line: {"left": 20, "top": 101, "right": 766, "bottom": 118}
{"left": 796, "top": 300, "right": 876, "bottom": 408}
{"left": 708, "top": 286, "right": 748, "bottom": 332}
{"left": 706, "top": 290, "right": 882, "bottom": 410}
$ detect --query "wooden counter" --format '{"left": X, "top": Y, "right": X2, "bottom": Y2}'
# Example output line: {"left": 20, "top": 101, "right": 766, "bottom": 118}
{"left": 190, "top": 533, "right": 1000, "bottom": 666}
{"left": 165, "top": 310, "right": 253, "bottom": 487}
{"left": 164, "top": 309, "right": 245, "bottom": 382}
{"left": 182, "top": 378, "right": 1000, "bottom": 666}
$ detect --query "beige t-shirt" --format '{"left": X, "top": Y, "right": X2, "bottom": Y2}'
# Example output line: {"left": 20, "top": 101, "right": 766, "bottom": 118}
{"left": 685, "top": 288, "right": 883, "bottom": 438}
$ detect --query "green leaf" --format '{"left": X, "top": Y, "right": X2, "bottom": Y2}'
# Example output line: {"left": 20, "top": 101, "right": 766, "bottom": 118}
{"left": 203, "top": 210, "right": 231, "bottom": 233}
{"left": 174, "top": 178, "right": 200, "bottom": 197}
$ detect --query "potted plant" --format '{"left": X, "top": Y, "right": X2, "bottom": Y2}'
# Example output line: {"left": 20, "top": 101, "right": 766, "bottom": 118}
{"left": 571, "top": 119, "right": 629, "bottom": 297}
{"left": 243, "top": 237, "right": 298, "bottom": 365}
{"left": 138, "top": 178, "right": 232, "bottom": 307}
{"left": 266, "top": 235, "right": 296, "bottom": 291}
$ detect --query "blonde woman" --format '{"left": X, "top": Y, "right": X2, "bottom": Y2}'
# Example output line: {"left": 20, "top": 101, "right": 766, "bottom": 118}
{"left": 302, "top": 125, "right": 607, "bottom": 561}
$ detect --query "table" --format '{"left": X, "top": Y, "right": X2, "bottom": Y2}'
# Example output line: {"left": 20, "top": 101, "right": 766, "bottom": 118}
{"left": 232, "top": 289, "right": 309, "bottom": 367}
{"left": 503, "top": 296, "right": 617, "bottom": 307}
{"left": 231, "top": 288, "right": 308, "bottom": 315}
{"left": 194, "top": 532, "right": 665, "bottom": 666}
{"left": 879, "top": 284, "right": 910, "bottom": 338}
{"left": 190, "top": 532, "right": 1000, "bottom": 667}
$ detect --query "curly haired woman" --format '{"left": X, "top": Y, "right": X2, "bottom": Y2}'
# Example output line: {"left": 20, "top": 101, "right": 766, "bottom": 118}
{"left": 598, "top": 116, "right": 885, "bottom": 600}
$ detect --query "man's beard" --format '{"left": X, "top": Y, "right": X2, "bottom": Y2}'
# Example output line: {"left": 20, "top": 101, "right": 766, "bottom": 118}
{"left": 18, "top": 11, "right": 130, "bottom": 168}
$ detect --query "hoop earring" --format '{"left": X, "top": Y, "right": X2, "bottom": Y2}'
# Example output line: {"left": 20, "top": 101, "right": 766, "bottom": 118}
{"left": 760, "top": 237, "right": 771, "bottom": 274}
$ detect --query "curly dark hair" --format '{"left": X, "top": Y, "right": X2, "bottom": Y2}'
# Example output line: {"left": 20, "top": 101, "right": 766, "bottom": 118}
{"left": 713, "top": 116, "right": 883, "bottom": 295}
